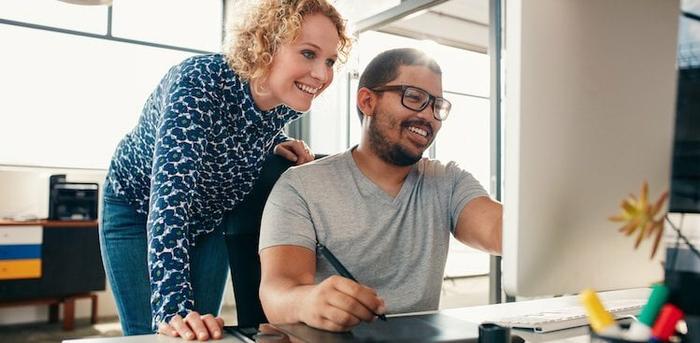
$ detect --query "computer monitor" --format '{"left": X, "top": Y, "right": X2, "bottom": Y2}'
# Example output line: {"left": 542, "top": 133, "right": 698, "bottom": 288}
{"left": 669, "top": 2, "right": 700, "bottom": 214}
{"left": 502, "top": 0, "right": 680, "bottom": 297}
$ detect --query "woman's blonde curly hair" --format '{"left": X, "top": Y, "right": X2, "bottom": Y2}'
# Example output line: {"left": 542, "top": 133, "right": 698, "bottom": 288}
{"left": 227, "top": 0, "right": 352, "bottom": 83}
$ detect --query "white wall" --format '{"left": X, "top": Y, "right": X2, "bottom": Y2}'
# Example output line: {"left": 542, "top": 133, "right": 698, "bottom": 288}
{"left": 0, "top": 167, "right": 106, "bottom": 220}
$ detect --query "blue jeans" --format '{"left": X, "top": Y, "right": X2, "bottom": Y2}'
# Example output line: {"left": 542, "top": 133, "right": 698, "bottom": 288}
{"left": 99, "top": 182, "right": 229, "bottom": 335}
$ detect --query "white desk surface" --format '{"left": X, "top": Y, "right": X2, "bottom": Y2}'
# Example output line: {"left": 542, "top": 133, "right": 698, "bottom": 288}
{"left": 63, "top": 288, "right": 650, "bottom": 343}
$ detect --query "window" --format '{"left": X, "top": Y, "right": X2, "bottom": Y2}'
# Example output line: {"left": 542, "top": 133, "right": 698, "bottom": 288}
{"left": 0, "top": 25, "right": 195, "bottom": 169}
{"left": 0, "top": 1, "right": 220, "bottom": 169}
{"left": 112, "top": 0, "right": 222, "bottom": 52}
{"left": 0, "top": 0, "right": 108, "bottom": 34}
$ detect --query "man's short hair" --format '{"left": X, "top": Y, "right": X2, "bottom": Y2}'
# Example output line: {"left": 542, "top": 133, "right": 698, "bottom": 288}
{"left": 356, "top": 48, "right": 442, "bottom": 122}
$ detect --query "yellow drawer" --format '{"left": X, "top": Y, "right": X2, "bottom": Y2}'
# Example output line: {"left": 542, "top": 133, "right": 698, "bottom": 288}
{"left": 0, "top": 259, "right": 42, "bottom": 280}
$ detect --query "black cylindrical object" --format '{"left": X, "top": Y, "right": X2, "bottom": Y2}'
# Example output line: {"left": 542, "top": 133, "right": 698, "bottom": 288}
{"left": 479, "top": 323, "right": 510, "bottom": 343}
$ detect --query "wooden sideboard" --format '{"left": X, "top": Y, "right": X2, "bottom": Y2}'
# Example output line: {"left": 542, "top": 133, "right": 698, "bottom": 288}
{"left": 0, "top": 220, "right": 105, "bottom": 330}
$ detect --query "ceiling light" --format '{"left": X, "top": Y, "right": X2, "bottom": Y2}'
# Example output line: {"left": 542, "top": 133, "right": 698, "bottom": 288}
{"left": 57, "top": 0, "right": 113, "bottom": 5}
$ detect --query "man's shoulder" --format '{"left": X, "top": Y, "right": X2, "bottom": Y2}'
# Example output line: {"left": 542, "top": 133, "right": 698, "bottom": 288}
{"left": 416, "top": 157, "right": 462, "bottom": 178}
{"left": 287, "top": 152, "right": 346, "bottom": 173}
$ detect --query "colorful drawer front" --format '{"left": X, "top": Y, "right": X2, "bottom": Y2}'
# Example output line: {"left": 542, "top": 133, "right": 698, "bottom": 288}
{"left": 0, "top": 226, "right": 42, "bottom": 280}
{"left": 0, "top": 244, "right": 41, "bottom": 259}
{"left": 0, "top": 226, "right": 42, "bottom": 245}
{"left": 0, "top": 259, "right": 42, "bottom": 280}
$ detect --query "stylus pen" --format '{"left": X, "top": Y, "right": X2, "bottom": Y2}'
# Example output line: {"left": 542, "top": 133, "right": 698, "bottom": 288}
{"left": 316, "top": 242, "right": 387, "bottom": 321}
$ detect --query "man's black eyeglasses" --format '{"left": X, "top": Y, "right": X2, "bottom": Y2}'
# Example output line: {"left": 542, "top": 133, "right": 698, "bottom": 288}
{"left": 370, "top": 85, "right": 452, "bottom": 121}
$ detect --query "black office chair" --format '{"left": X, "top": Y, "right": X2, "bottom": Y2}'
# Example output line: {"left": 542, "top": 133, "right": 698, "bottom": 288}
{"left": 222, "top": 154, "right": 292, "bottom": 327}
{"left": 222, "top": 153, "right": 326, "bottom": 328}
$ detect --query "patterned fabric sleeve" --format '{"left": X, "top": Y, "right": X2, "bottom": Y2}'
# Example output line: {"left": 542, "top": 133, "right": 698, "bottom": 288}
{"left": 146, "top": 73, "right": 212, "bottom": 331}
{"left": 271, "top": 129, "right": 291, "bottom": 149}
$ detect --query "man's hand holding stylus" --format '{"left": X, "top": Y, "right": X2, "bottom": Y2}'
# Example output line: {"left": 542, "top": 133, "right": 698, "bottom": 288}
{"left": 298, "top": 275, "right": 386, "bottom": 332}
{"left": 260, "top": 246, "right": 386, "bottom": 333}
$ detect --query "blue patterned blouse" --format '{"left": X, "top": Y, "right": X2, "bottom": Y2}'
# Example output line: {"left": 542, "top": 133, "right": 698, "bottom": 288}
{"left": 106, "top": 54, "right": 301, "bottom": 329}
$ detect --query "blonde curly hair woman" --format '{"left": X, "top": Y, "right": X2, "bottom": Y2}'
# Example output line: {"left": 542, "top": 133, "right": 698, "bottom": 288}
{"left": 100, "top": 0, "right": 351, "bottom": 339}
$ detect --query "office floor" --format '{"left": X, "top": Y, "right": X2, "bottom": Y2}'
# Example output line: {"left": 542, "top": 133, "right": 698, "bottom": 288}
{"left": 0, "top": 276, "right": 490, "bottom": 343}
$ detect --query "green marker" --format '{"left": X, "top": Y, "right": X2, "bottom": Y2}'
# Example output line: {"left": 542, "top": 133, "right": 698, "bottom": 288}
{"left": 639, "top": 284, "right": 670, "bottom": 326}
{"left": 623, "top": 284, "right": 669, "bottom": 341}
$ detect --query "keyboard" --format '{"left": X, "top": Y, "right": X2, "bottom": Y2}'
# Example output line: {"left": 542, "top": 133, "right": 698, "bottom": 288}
{"left": 495, "top": 298, "right": 644, "bottom": 333}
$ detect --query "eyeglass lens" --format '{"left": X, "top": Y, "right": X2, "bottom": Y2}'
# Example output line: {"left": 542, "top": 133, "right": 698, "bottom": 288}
{"left": 402, "top": 87, "right": 450, "bottom": 120}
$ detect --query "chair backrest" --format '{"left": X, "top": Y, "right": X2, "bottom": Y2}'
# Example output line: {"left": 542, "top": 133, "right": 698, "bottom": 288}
{"left": 223, "top": 154, "right": 326, "bottom": 327}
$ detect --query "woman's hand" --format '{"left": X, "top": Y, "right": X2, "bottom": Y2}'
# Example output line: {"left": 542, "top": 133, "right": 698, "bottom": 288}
{"left": 158, "top": 311, "right": 224, "bottom": 341}
{"left": 274, "top": 139, "right": 315, "bottom": 165}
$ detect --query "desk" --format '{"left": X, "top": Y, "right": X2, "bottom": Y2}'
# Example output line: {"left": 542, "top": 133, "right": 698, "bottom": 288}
{"left": 63, "top": 288, "right": 649, "bottom": 342}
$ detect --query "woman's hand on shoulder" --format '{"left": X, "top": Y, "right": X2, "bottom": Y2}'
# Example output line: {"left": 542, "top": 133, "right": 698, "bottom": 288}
{"left": 274, "top": 139, "right": 315, "bottom": 165}
{"left": 158, "top": 311, "right": 224, "bottom": 341}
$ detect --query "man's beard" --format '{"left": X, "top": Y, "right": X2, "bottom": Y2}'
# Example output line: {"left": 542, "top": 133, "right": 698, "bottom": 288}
{"left": 368, "top": 111, "right": 426, "bottom": 167}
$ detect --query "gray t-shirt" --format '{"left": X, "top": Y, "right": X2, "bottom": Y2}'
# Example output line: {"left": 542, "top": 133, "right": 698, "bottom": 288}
{"left": 259, "top": 148, "right": 488, "bottom": 314}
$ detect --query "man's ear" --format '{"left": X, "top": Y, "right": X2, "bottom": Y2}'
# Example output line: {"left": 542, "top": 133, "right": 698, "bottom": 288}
{"left": 357, "top": 87, "right": 376, "bottom": 118}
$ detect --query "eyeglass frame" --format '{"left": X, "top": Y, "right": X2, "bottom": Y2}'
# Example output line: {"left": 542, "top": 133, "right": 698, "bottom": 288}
{"left": 369, "top": 84, "right": 452, "bottom": 121}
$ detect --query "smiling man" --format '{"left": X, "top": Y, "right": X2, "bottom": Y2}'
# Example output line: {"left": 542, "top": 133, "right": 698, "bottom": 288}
{"left": 257, "top": 48, "right": 503, "bottom": 332}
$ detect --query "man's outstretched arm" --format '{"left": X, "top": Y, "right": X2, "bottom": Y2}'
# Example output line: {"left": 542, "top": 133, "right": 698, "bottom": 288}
{"left": 453, "top": 197, "right": 503, "bottom": 255}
